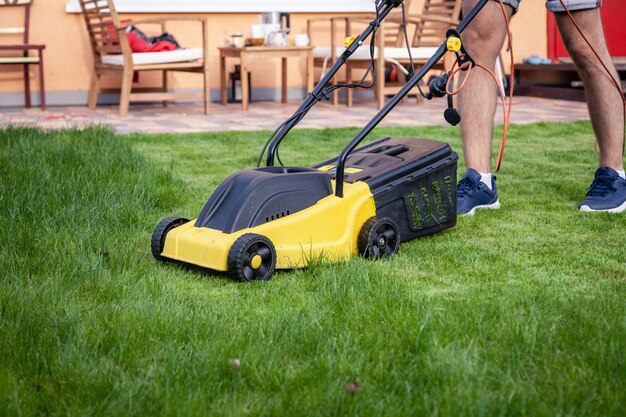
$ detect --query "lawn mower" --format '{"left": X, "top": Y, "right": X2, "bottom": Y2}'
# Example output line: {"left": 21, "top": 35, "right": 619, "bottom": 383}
{"left": 151, "top": 0, "right": 494, "bottom": 281}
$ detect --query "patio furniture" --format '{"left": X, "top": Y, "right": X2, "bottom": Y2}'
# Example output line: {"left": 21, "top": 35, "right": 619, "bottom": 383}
{"left": 514, "top": 60, "right": 626, "bottom": 102}
{"left": 308, "top": 0, "right": 462, "bottom": 108}
{"left": 0, "top": 0, "right": 46, "bottom": 110}
{"left": 78, "top": 0, "right": 210, "bottom": 117}
{"left": 219, "top": 46, "right": 314, "bottom": 111}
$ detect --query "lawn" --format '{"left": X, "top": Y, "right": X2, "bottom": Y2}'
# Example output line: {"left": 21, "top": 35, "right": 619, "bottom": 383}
{"left": 1, "top": 121, "right": 625, "bottom": 416}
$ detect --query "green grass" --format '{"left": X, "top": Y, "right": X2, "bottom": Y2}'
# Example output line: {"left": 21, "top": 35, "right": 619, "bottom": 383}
{"left": 1, "top": 122, "right": 625, "bottom": 416}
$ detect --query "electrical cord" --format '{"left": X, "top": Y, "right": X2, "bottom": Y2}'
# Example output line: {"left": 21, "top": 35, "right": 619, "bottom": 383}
{"left": 399, "top": 1, "right": 432, "bottom": 100}
{"left": 399, "top": 0, "right": 437, "bottom": 100}
{"left": 322, "top": 3, "right": 381, "bottom": 94}
{"left": 257, "top": 110, "right": 306, "bottom": 167}
{"left": 557, "top": 0, "right": 625, "bottom": 154}
{"left": 446, "top": 0, "right": 625, "bottom": 171}
{"left": 496, "top": 0, "right": 514, "bottom": 172}
{"left": 258, "top": 0, "right": 386, "bottom": 166}
{"left": 259, "top": 0, "right": 442, "bottom": 166}
{"left": 557, "top": 0, "right": 625, "bottom": 105}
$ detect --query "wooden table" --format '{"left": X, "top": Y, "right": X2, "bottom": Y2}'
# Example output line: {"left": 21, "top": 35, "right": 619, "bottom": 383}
{"left": 219, "top": 46, "right": 314, "bottom": 111}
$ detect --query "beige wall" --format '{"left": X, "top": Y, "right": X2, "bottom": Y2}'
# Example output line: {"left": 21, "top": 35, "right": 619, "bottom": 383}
{"left": 0, "top": 0, "right": 547, "bottom": 103}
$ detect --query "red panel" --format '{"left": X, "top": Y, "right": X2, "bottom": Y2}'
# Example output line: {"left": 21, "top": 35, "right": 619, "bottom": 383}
{"left": 546, "top": 0, "right": 626, "bottom": 59}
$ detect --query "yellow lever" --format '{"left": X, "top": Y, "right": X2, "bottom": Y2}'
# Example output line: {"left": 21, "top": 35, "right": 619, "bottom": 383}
{"left": 446, "top": 36, "right": 462, "bottom": 53}
{"left": 344, "top": 36, "right": 358, "bottom": 48}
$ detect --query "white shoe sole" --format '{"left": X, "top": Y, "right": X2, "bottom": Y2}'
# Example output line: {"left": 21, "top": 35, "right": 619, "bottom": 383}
{"left": 460, "top": 199, "right": 501, "bottom": 216}
{"left": 579, "top": 200, "right": 626, "bottom": 213}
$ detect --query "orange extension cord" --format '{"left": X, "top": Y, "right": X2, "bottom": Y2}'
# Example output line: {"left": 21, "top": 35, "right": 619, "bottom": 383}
{"left": 443, "top": 0, "right": 625, "bottom": 172}
{"left": 557, "top": 0, "right": 626, "bottom": 106}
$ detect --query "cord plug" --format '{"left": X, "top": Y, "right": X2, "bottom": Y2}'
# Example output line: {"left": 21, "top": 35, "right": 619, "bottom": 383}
{"left": 425, "top": 73, "right": 450, "bottom": 100}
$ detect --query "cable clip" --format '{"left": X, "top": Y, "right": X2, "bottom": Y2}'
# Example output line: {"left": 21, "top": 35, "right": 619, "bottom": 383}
{"left": 446, "top": 36, "right": 462, "bottom": 53}
{"left": 446, "top": 29, "right": 474, "bottom": 69}
{"left": 344, "top": 36, "right": 358, "bottom": 48}
{"left": 311, "top": 91, "right": 330, "bottom": 102}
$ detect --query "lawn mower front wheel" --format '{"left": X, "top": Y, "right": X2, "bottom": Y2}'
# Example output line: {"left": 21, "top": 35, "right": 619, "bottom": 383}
{"left": 228, "top": 234, "right": 277, "bottom": 282}
{"left": 358, "top": 217, "right": 401, "bottom": 258}
{"left": 151, "top": 216, "right": 189, "bottom": 261}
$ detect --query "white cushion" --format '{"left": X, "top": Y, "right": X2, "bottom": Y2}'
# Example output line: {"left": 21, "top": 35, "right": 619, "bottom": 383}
{"left": 101, "top": 48, "right": 204, "bottom": 66}
{"left": 384, "top": 47, "right": 439, "bottom": 60}
{"left": 313, "top": 46, "right": 375, "bottom": 60}
{"left": 313, "top": 46, "right": 439, "bottom": 61}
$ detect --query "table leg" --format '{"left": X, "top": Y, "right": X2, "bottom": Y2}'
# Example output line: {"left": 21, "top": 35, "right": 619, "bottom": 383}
{"left": 306, "top": 50, "right": 314, "bottom": 95}
{"left": 23, "top": 63, "right": 31, "bottom": 108}
{"left": 282, "top": 57, "right": 288, "bottom": 104}
{"left": 220, "top": 54, "right": 227, "bottom": 105}
{"left": 38, "top": 49, "right": 46, "bottom": 110}
{"left": 241, "top": 53, "right": 249, "bottom": 111}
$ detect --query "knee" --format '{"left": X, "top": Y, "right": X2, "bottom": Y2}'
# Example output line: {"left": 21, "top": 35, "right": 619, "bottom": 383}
{"left": 566, "top": 42, "right": 602, "bottom": 75}
{"left": 462, "top": 23, "right": 503, "bottom": 62}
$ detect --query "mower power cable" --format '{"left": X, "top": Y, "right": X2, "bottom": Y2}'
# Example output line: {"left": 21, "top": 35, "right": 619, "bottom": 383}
{"left": 267, "top": 0, "right": 428, "bottom": 166}
{"left": 258, "top": 0, "right": 388, "bottom": 167}
{"left": 313, "top": 2, "right": 382, "bottom": 95}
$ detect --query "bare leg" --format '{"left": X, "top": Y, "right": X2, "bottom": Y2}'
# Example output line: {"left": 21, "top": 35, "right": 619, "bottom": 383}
{"left": 554, "top": 9, "right": 624, "bottom": 171}
{"left": 458, "top": 0, "right": 513, "bottom": 173}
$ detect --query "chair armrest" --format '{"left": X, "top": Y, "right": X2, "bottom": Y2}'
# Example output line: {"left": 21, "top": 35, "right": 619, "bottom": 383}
{"left": 0, "top": 44, "right": 45, "bottom": 51}
{"left": 118, "top": 16, "right": 207, "bottom": 29}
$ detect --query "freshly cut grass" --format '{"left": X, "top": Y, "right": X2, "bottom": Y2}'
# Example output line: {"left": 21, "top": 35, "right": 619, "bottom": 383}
{"left": 0, "top": 122, "right": 624, "bottom": 416}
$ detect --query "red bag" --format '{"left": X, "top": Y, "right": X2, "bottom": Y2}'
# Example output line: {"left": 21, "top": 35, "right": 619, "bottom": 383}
{"left": 103, "top": 20, "right": 178, "bottom": 53}
{"left": 125, "top": 30, "right": 177, "bottom": 52}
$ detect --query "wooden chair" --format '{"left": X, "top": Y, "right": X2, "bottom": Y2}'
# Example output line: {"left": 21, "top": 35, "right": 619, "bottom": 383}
{"left": 308, "top": 0, "right": 462, "bottom": 108}
{"left": 0, "top": 0, "right": 46, "bottom": 109}
{"left": 78, "top": 0, "right": 209, "bottom": 117}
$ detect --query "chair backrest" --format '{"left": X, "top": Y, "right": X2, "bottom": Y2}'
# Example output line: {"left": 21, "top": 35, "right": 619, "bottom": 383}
{"left": 78, "top": 0, "right": 131, "bottom": 64}
{"left": 0, "top": 0, "right": 32, "bottom": 45}
{"left": 382, "top": 0, "right": 413, "bottom": 47}
{"left": 412, "top": 0, "right": 462, "bottom": 47}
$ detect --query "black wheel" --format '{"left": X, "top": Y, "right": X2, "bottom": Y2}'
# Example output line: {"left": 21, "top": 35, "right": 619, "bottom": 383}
{"left": 358, "top": 217, "right": 401, "bottom": 258}
{"left": 151, "top": 216, "right": 189, "bottom": 261}
{"left": 228, "top": 234, "right": 276, "bottom": 282}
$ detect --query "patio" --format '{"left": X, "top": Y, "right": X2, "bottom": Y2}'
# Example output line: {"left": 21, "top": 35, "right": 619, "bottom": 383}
{"left": 0, "top": 97, "right": 590, "bottom": 134}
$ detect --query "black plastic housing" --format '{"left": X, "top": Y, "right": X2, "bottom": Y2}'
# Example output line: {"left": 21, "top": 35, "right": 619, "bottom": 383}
{"left": 196, "top": 137, "right": 457, "bottom": 240}
{"left": 195, "top": 167, "right": 332, "bottom": 233}
{"left": 315, "top": 137, "right": 458, "bottom": 241}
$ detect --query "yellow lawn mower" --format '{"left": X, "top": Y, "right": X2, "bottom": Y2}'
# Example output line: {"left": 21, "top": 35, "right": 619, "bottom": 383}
{"left": 152, "top": 0, "right": 493, "bottom": 281}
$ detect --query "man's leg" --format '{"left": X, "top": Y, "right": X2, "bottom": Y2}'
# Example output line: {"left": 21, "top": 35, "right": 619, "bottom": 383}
{"left": 456, "top": 0, "right": 514, "bottom": 215}
{"left": 554, "top": 6, "right": 626, "bottom": 212}
{"left": 554, "top": 8, "right": 624, "bottom": 171}
{"left": 459, "top": 0, "right": 513, "bottom": 173}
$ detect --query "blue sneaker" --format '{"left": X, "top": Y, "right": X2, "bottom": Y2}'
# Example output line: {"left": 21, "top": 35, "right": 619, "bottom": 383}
{"left": 457, "top": 169, "right": 500, "bottom": 216}
{"left": 579, "top": 167, "right": 626, "bottom": 213}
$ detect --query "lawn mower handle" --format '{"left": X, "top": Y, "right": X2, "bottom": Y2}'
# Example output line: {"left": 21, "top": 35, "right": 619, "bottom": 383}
{"left": 265, "top": 0, "right": 403, "bottom": 167}
{"left": 334, "top": 0, "right": 490, "bottom": 197}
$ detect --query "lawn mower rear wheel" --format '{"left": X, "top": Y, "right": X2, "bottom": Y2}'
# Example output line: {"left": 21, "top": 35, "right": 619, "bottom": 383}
{"left": 358, "top": 217, "right": 401, "bottom": 258}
